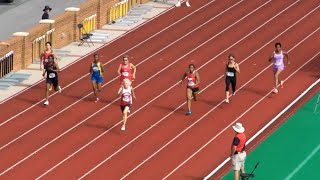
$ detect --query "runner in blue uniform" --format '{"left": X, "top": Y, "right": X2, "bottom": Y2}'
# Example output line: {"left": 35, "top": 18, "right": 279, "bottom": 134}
{"left": 89, "top": 54, "right": 105, "bottom": 103}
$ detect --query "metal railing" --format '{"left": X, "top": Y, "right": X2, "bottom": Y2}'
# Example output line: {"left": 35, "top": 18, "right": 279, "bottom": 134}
{"left": 0, "top": 51, "right": 14, "bottom": 78}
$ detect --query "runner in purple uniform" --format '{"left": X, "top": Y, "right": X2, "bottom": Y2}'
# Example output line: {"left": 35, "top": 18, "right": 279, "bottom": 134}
{"left": 268, "top": 42, "right": 290, "bottom": 93}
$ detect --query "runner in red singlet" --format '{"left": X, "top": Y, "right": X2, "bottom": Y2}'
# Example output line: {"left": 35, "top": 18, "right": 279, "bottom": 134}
{"left": 117, "top": 54, "right": 136, "bottom": 86}
{"left": 181, "top": 64, "right": 200, "bottom": 115}
{"left": 41, "top": 42, "right": 58, "bottom": 71}
{"left": 117, "top": 78, "right": 136, "bottom": 131}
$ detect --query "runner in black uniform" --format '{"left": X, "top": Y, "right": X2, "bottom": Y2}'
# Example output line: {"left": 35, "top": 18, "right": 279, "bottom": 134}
{"left": 225, "top": 54, "right": 240, "bottom": 103}
{"left": 43, "top": 55, "right": 61, "bottom": 105}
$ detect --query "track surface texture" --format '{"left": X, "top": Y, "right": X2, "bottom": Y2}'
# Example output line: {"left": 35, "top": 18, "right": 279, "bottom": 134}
{"left": 0, "top": 0, "right": 319, "bottom": 179}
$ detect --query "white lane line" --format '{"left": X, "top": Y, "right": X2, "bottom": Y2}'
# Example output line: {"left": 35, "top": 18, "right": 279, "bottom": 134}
{"left": 284, "top": 144, "right": 320, "bottom": 180}
{"left": 0, "top": 0, "right": 242, "bottom": 151}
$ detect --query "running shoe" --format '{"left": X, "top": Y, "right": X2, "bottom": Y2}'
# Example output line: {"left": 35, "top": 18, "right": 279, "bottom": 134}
{"left": 58, "top": 86, "right": 62, "bottom": 93}
{"left": 225, "top": 99, "right": 229, "bottom": 103}
{"left": 273, "top": 88, "right": 278, "bottom": 94}
{"left": 186, "top": 1, "right": 191, "bottom": 7}
{"left": 95, "top": 98, "right": 99, "bottom": 103}
{"left": 233, "top": 92, "right": 236, "bottom": 96}
{"left": 186, "top": 111, "right": 192, "bottom": 115}
{"left": 175, "top": 1, "right": 181, "bottom": 7}
{"left": 44, "top": 100, "right": 49, "bottom": 106}
{"left": 280, "top": 81, "right": 284, "bottom": 88}
{"left": 121, "top": 126, "right": 125, "bottom": 131}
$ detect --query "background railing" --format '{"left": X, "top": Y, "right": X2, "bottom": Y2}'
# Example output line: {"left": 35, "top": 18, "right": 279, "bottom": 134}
{"left": 0, "top": 51, "right": 14, "bottom": 78}
{"left": 32, "top": 29, "right": 54, "bottom": 62}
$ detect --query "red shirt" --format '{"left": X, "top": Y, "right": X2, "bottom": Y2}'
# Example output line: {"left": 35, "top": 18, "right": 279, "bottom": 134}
{"left": 43, "top": 50, "right": 53, "bottom": 66}
{"left": 120, "top": 63, "right": 132, "bottom": 81}
{"left": 232, "top": 133, "right": 246, "bottom": 152}
{"left": 120, "top": 87, "right": 132, "bottom": 106}
{"left": 186, "top": 71, "right": 198, "bottom": 88}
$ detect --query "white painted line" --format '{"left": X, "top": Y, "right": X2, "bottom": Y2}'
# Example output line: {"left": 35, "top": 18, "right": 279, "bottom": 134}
{"left": 203, "top": 58, "right": 320, "bottom": 180}
{"left": 0, "top": 0, "right": 243, "bottom": 152}
{"left": 284, "top": 144, "right": 320, "bottom": 180}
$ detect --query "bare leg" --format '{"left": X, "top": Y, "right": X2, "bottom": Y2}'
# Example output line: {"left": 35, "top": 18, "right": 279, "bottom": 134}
{"left": 186, "top": 88, "right": 193, "bottom": 114}
{"left": 234, "top": 170, "right": 239, "bottom": 180}
{"left": 121, "top": 106, "right": 129, "bottom": 130}
{"left": 92, "top": 81, "right": 98, "bottom": 101}
{"left": 226, "top": 91, "right": 230, "bottom": 103}
{"left": 193, "top": 91, "right": 198, "bottom": 101}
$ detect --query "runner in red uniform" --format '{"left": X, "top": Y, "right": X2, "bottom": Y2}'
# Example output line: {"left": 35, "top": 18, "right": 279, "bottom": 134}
{"left": 181, "top": 64, "right": 200, "bottom": 115}
{"left": 117, "top": 78, "right": 136, "bottom": 131}
{"left": 41, "top": 42, "right": 58, "bottom": 71}
{"left": 117, "top": 54, "right": 136, "bottom": 86}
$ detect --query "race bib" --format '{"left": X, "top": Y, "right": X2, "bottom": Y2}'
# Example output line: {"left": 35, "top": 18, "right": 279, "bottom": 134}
{"left": 45, "top": 59, "right": 49, "bottom": 62}
{"left": 226, "top": 72, "right": 234, "bottom": 77}
{"left": 122, "top": 95, "right": 130, "bottom": 102}
{"left": 92, "top": 67, "right": 99, "bottom": 71}
{"left": 274, "top": 61, "right": 281, "bottom": 66}
{"left": 122, "top": 72, "right": 129, "bottom": 77}
{"left": 188, "top": 81, "right": 195, "bottom": 87}
{"left": 49, "top": 73, "right": 56, "bottom": 78}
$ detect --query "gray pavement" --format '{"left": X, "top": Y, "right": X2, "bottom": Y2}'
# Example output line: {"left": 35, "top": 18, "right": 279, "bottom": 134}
{"left": 0, "top": 0, "right": 86, "bottom": 41}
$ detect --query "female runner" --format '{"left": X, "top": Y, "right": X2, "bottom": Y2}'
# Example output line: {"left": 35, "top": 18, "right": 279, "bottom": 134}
{"left": 43, "top": 55, "right": 61, "bottom": 106}
{"left": 181, "top": 64, "right": 200, "bottom": 115}
{"left": 117, "top": 54, "right": 136, "bottom": 86}
{"left": 89, "top": 54, "right": 104, "bottom": 103}
{"left": 225, "top": 54, "right": 240, "bottom": 103}
{"left": 41, "top": 42, "right": 58, "bottom": 71}
{"left": 117, "top": 78, "right": 136, "bottom": 131}
{"left": 268, "top": 42, "right": 290, "bottom": 93}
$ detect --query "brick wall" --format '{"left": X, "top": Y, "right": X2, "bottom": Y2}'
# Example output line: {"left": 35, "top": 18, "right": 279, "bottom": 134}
{"left": 0, "top": 0, "right": 150, "bottom": 74}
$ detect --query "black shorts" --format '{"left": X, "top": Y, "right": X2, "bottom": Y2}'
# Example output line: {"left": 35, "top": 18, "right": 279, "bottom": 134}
{"left": 46, "top": 78, "right": 59, "bottom": 90}
{"left": 187, "top": 87, "right": 199, "bottom": 93}
{"left": 120, "top": 104, "right": 131, "bottom": 112}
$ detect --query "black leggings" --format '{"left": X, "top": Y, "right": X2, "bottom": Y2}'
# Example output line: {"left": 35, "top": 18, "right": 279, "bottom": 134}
{"left": 226, "top": 77, "right": 236, "bottom": 93}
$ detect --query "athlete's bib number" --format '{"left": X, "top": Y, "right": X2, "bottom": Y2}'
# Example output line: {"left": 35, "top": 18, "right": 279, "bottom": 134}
{"left": 122, "top": 72, "right": 129, "bottom": 77}
{"left": 49, "top": 73, "right": 56, "bottom": 78}
{"left": 226, "top": 72, "right": 234, "bottom": 77}
{"left": 274, "top": 61, "right": 281, "bottom": 66}
{"left": 45, "top": 59, "right": 49, "bottom": 63}
{"left": 122, "top": 95, "right": 130, "bottom": 102}
{"left": 188, "top": 81, "right": 195, "bottom": 87}
{"left": 92, "top": 67, "right": 99, "bottom": 71}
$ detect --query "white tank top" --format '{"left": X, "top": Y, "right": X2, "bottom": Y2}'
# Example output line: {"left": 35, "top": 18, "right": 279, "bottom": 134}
{"left": 273, "top": 51, "right": 284, "bottom": 66}
{"left": 120, "top": 87, "right": 132, "bottom": 105}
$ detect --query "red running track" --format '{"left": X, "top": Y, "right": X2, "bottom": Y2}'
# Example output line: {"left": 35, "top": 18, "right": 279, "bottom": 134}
{"left": 0, "top": 0, "right": 319, "bottom": 179}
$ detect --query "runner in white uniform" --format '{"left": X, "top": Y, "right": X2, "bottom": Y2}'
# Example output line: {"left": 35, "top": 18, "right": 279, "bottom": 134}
{"left": 117, "top": 79, "right": 136, "bottom": 131}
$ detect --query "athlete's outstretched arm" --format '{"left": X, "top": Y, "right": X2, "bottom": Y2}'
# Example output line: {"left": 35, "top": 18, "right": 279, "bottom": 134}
{"left": 131, "top": 87, "right": 136, "bottom": 99}
{"left": 268, "top": 54, "right": 274, "bottom": 62}
{"left": 180, "top": 72, "right": 187, "bottom": 87}
{"left": 283, "top": 51, "right": 290, "bottom": 64}
{"left": 117, "top": 64, "right": 121, "bottom": 76}
{"left": 195, "top": 72, "right": 200, "bottom": 86}
{"left": 131, "top": 63, "right": 137, "bottom": 79}
{"left": 117, "top": 87, "right": 123, "bottom": 97}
